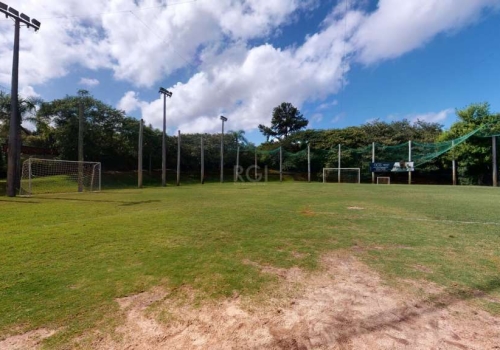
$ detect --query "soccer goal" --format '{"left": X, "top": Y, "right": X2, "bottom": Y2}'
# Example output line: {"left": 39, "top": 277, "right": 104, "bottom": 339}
{"left": 377, "top": 176, "right": 390, "bottom": 185}
{"left": 20, "top": 158, "right": 101, "bottom": 196}
{"left": 323, "top": 168, "right": 360, "bottom": 184}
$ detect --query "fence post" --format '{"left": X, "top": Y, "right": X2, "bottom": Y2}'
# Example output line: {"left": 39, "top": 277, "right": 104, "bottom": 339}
{"left": 138, "top": 119, "right": 143, "bottom": 188}
{"left": 279, "top": 146, "right": 283, "bottom": 182}
{"left": 200, "top": 136, "right": 204, "bottom": 184}
{"left": 28, "top": 157, "right": 32, "bottom": 195}
{"left": 452, "top": 140, "right": 456, "bottom": 186}
{"left": 338, "top": 144, "right": 341, "bottom": 183}
{"left": 408, "top": 141, "right": 412, "bottom": 185}
{"left": 493, "top": 136, "right": 497, "bottom": 187}
{"left": 307, "top": 143, "right": 311, "bottom": 183}
{"left": 177, "top": 130, "right": 181, "bottom": 186}
{"left": 372, "top": 142, "right": 375, "bottom": 184}
{"left": 235, "top": 145, "right": 240, "bottom": 182}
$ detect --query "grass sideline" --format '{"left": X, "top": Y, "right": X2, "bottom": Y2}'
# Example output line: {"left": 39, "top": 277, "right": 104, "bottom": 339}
{"left": 1, "top": 182, "right": 500, "bottom": 347}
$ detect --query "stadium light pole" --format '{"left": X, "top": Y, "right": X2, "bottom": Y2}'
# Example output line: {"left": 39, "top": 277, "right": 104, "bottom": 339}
{"left": 1, "top": 2, "right": 41, "bottom": 197}
{"left": 159, "top": 87, "right": 172, "bottom": 187}
{"left": 220, "top": 116, "right": 227, "bottom": 183}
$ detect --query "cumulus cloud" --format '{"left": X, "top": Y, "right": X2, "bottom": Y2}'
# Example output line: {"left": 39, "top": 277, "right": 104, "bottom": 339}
{"left": 1, "top": 0, "right": 498, "bottom": 133}
{"left": 117, "top": 91, "right": 144, "bottom": 113}
{"left": 19, "top": 86, "right": 40, "bottom": 98}
{"left": 352, "top": 0, "right": 500, "bottom": 64}
{"left": 79, "top": 78, "right": 100, "bottom": 87}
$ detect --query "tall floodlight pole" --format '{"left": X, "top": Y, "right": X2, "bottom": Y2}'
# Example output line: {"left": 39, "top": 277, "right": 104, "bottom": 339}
{"left": 2, "top": 2, "right": 41, "bottom": 197}
{"left": 159, "top": 87, "right": 172, "bottom": 187}
{"left": 220, "top": 116, "right": 227, "bottom": 183}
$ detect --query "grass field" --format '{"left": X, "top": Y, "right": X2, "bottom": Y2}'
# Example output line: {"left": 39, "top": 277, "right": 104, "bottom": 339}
{"left": 1, "top": 182, "right": 500, "bottom": 347}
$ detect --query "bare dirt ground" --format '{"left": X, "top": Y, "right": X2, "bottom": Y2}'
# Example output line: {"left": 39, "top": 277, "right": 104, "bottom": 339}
{"left": 3, "top": 253, "right": 500, "bottom": 349}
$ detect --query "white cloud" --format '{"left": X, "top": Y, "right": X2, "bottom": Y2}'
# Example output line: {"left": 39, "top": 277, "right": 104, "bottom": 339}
{"left": 19, "top": 86, "right": 40, "bottom": 98}
{"left": 79, "top": 78, "right": 100, "bottom": 87}
{"left": 0, "top": 0, "right": 498, "bottom": 134}
{"left": 117, "top": 91, "right": 144, "bottom": 113}
{"left": 410, "top": 108, "right": 454, "bottom": 124}
{"left": 317, "top": 100, "right": 338, "bottom": 111}
{"left": 332, "top": 113, "right": 345, "bottom": 124}
{"left": 353, "top": 0, "right": 500, "bottom": 64}
{"left": 310, "top": 113, "right": 323, "bottom": 124}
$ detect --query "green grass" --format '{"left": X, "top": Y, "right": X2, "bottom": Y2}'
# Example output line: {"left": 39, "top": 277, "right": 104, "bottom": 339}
{"left": 1, "top": 182, "right": 500, "bottom": 347}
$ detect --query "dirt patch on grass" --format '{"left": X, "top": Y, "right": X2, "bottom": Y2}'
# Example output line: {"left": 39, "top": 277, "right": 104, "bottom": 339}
{"left": 0, "top": 328, "right": 56, "bottom": 350}
{"left": 347, "top": 206, "right": 365, "bottom": 210}
{"left": 10, "top": 255, "right": 500, "bottom": 349}
{"left": 78, "top": 253, "right": 500, "bottom": 349}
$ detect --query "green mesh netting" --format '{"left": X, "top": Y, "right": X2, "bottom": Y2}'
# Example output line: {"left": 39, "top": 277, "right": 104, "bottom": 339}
{"left": 412, "top": 128, "right": 481, "bottom": 167}
{"left": 236, "top": 124, "right": 498, "bottom": 176}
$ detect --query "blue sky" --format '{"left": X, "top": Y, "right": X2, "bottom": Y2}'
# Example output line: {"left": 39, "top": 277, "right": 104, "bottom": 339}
{"left": 1, "top": 0, "right": 500, "bottom": 144}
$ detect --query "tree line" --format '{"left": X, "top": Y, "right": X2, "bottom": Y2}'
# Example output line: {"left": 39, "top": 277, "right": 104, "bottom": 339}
{"left": 0, "top": 92, "right": 498, "bottom": 185}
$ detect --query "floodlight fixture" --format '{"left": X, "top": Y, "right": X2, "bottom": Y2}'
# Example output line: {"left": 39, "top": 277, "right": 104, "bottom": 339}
{"left": 159, "top": 87, "right": 172, "bottom": 97}
{"left": 31, "top": 18, "right": 41, "bottom": 30}
{"left": 8, "top": 6, "right": 18, "bottom": 17}
{"left": 0, "top": 2, "right": 8, "bottom": 15}
{"left": 220, "top": 115, "right": 227, "bottom": 122}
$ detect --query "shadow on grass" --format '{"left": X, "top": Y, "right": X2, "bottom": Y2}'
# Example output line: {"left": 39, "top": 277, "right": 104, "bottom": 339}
{"left": 329, "top": 277, "right": 500, "bottom": 344}
{"left": 35, "top": 197, "right": 161, "bottom": 206}
{"left": 0, "top": 199, "right": 40, "bottom": 204}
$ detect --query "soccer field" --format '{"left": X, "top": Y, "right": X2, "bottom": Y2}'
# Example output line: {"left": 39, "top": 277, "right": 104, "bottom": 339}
{"left": 1, "top": 183, "right": 499, "bottom": 348}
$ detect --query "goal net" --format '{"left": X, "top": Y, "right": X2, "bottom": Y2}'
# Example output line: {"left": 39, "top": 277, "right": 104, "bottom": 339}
{"left": 377, "top": 176, "right": 390, "bottom": 185}
{"left": 323, "top": 168, "right": 360, "bottom": 184}
{"left": 20, "top": 158, "right": 101, "bottom": 196}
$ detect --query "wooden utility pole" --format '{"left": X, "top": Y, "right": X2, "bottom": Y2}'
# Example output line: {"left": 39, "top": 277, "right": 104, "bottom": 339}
{"left": 138, "top": 119, "right": 143, "bottom": 188}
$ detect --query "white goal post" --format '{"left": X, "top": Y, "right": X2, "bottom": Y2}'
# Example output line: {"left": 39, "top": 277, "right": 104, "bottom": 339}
{"left": 20, "top": 158, "right": 101, "bottom": 196}
{"left": 323, "top": 168, "right": 361, "bottom": 184}
{"left": 377, "top": 176, "right": 391, "bottom": 185}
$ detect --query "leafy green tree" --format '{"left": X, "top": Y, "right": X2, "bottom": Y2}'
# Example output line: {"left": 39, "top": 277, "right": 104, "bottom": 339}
{"left": 258, "top": 102, "right": 308, "bottom": 141}
{"left": 37, "top": 92, "right": 141, "bottom": 169}
{"left": 440, "top": 102, "right": 499, "bottom": 185}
